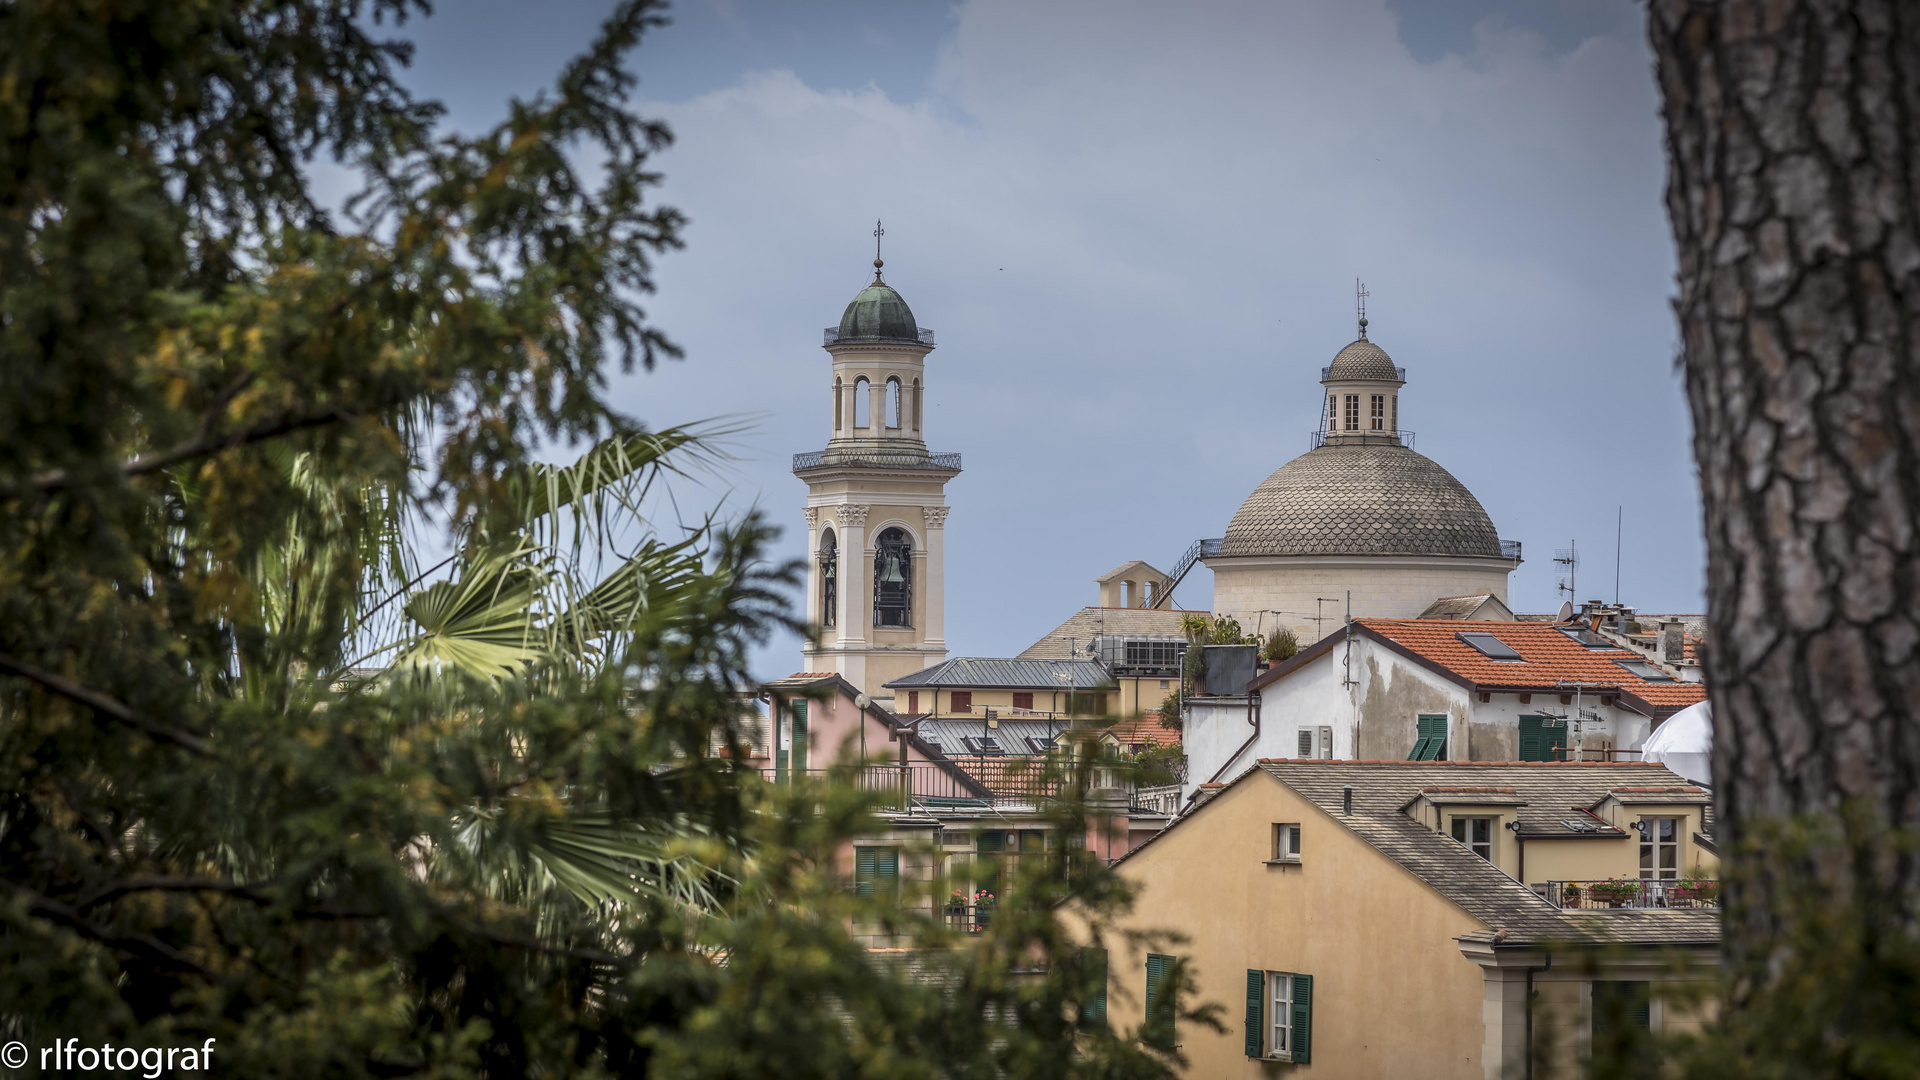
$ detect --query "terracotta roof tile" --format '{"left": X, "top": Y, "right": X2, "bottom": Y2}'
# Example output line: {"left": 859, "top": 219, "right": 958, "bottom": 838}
{"left": 1357, "top": 619, "right": 1708, "bottom": 711}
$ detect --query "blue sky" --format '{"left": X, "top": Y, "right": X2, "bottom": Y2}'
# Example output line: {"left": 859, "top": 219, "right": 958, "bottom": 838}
{"left": 384, "top": 0, "right": 1696, "bottom": 675}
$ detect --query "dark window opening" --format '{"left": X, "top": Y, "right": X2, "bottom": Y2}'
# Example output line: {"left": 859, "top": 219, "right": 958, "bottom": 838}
{"left": 950, "top": 691, "right": 973, "bottom": 713}
{"left": 1013, "top": 692, "right": 1034, "bottom": 710}
{"left": 873, "top": 527, "right": 913, "bottom": 628}
{"left": 818, "top": 528, "right": 837, "bottom": 628}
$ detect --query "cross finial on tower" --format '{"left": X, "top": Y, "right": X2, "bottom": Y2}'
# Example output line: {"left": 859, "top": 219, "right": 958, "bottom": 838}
{"left": 872, "top": 219, "right": 885, "bottom": 281}
{"left": 1356, "top": 278, "right": 1370, "bottom": 339}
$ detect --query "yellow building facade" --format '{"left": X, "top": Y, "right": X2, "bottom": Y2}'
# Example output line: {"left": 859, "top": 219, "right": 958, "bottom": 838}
{"left": 1091, "top": 760, "right": 1718, "bottom": 1080}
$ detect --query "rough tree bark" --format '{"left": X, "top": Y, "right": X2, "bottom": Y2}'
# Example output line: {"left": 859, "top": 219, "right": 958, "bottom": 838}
{"left": 1649, "top": 0, "right": 1920, "bottom": 975}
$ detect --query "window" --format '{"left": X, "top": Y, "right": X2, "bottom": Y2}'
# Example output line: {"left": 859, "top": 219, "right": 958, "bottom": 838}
{"left": 1614, "top": 659, "right": 1675, "bottom": 682}
{"left": 1409, "top": 714, "right": 1448, "bottom": 760}
{"left": 1145, "top": 954, "right": 1177, "bottom": 1050}
{"left": 885, "top": 377, "right": 901, "bottom": 428}
{"left": 962, "top": 736, "right": 1004, "bottom": 756}
{"left": 949, "top": 691, "right": 972, "bottom": 713}
{"left": 833, "top": 377, "right": 844, "bottom": 430}
{"left": 1328, "top": 394, "right": 1338, "bottom": 430}
{"left": 1370, "top": 394, "right": 1385, "bottom": 430}
{"left": 1391, "top": 394, "right": 1398, "bottom": 431}
{"left": 817, "top": 528, "right": 837, "bottom": 628}
{"left": 1344, "top": 394, "right": 1360, "bottom": 430}
{"left": 1026, "top": 735, "right": 1057, "bottom": 754}
{"left": 1451, "top": 816, "right": 1494, "bottom": 861}
{"left": 1159, "top": 679, "right": 1170, "bottom": 689}
{"left": 911, "top": 378, "right": 922, "bottom": 430}
{"left": 872, "top": 527, "right": 913, "bottom": 628}
{"left": 853, "top": 376, "right": 870, "bottom": 427}
{"left": 1592, "top": 981, "right": 1652, "bottom": 1040}
{"left": 853, "top": 846, "right": 898, "bottom": 897}
{"left": 1640, "top": 817, "right": 1680, "bottom": 879}
{"left": 1012, "top": 692, "right": 1033, "bottom": 710}
{"left": 1459, "top": 632, "right": 1524, "bottom": 660}
{"left": 1078, "top": 947, "right": 1107, "bottom": 1028}
{"left": 1558, "top": 627, "right": 1612, "bottom": 648}
{"left": 1271, "top": 823, "right": 1301, "bottom": 862}
{"left": 1518, "top": 715, "right": 1568, "bottom": 762}
{"left": 1245, "top": 970, "right": 1313, "bottom": 1062}
{"left": 906, "top": 690, "right": 919, "bottom": 715}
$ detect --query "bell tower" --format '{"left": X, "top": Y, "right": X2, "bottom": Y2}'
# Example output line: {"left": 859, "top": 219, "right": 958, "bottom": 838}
{"left": 795, "top": 241, "right": 959, "bottom": 707}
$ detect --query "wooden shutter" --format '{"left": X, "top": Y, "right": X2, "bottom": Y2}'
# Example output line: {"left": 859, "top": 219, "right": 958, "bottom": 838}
{"left": 1244, "top": 970, "right": 1264, "bottom": 1057}
{"left": 1079, "top": 947, "right": 1108, "bottom": 1028}
{"left": 875, "top": 847, "right": 897, "bottom": 897}
{"left": 791, "top": 699, "right": 808, "bottom": 773}
{"left": 1519, "top": 715, "right": 1543, "bottom": 762}
{"left": 1145, "top": 953, "right": 1174, "bottom": 1049}
{"left": 854, "top": 846, "right": 877, "bottom": 897}
{"left": 951, "top": 691, "right": 972, "bottom": 712}
{"left": 1410, "top": 715, "right": 1446, "bottom": 761}
{"left": 774, "top": 699, "right": 789, "bottom": 782}
{"left": 1291, "top": 973, "right": 1312, "bottom": 1063}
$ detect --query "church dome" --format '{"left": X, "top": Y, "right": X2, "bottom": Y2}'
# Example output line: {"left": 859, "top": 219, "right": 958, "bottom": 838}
{"left": 1323, "top": 337, "right": 1403, "bottom": 383}
{"left": 836, "top": 279, "right": 923, "bottom": 345}
{"left": 1220, "top": 443, "right": 1502, "bottom": 558}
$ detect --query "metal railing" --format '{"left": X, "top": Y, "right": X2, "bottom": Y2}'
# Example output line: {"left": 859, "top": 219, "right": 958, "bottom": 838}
{"left": 943, "top": 903, "right": 994, "bottom": 934}
{"left": 1536, "top": 879, "right": 1719, "bottom": 910}
{"left": 1150, "top": 537, "right": 1224, "bottom": 607}
{"left": 823, "top": 327, "right": 936, "bottom": 346}
{"left": 792, "top": 449, "right": 963, "bottom": 472}
{"left": 1309, "top": 429, "right": 1414, "bottom": 450}
{"left": 1501, "top": 539, "right": 1523, "bottom": 562}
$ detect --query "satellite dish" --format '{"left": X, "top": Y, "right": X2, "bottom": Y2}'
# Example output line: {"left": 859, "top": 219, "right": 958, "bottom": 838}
{"left": 1556, "top": 600, "right": 1575, "bottom": 623}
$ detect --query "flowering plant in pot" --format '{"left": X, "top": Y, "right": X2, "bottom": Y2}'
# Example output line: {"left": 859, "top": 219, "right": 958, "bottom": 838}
{"left": 1590, "top": 878, "right": 1642, "bottom": 906}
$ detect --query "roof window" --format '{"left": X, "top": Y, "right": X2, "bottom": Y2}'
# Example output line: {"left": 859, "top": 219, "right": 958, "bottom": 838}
{"left": 1026, "top": 735, "right": 1057, "bottom": 754}
{"left": 1558, "top": 628, "right": 1612, "bottom": 648}
{"left": 1613, "top": 659, "right": 1674, "bottom": 683}
{"left": 1458, "top": 632, "right": 1524, "bottom": 661}
{"left": 962, "top": 736, "right": 1005, "bottom": 756}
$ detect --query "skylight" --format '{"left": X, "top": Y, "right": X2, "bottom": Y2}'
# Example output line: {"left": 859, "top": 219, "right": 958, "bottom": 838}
{"left": 1557, "top": 628, "right": 1612, "bottom": 649}
{"left": 1458, "top": 632, "right": 1524, "bottom": 661}
{"left": 1613, "top": 659, "right": 1674, "bottom": 683}
{"left": 963, "top": 736, "right": 1004, "bottom": 756}
{"left": 1026, "top": 735, "right": 1057, "bottom": 754}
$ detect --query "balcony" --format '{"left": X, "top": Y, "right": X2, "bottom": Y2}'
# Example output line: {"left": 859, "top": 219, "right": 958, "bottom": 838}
{"left": 1501, "top": 539, "right": 1523, "bottom": 562}
{"left": 792, "top": 449, "right": 963, "bottom": 472}
{"left": 1310, "top": 429, "right": 1413, "bottom": 450}
{"left": 1535, "top": 878, "right": 1719, "bottom": 910}
{"left": 823, "top": 326, "right": 937, "bottom": 346}
{"left": 758, "top": 763, "right": 1061, "bottom": 808}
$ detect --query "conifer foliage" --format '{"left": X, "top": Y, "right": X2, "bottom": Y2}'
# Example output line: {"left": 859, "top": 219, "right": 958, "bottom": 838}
{"left": 0, "top": 3, "right": 1203, "bottom": 1076}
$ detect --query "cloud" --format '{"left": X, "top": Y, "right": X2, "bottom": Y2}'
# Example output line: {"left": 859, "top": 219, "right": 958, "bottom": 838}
{"left": 618, "top": 0, "right": 1695, "bottom": 673}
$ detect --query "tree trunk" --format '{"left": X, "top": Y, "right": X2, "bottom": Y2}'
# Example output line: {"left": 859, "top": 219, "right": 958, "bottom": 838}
{"left": 1649, "top": 0, "right": 1920, "bottom": 973}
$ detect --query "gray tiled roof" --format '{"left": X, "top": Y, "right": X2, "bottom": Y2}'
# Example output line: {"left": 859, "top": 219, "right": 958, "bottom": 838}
{"left": 1018, "top": 606, "right": 1193, "bottom": 660}
{"left": 1218, "top": 443, "right": 1503, "bottom": 559}
{"left": 1323, "top": 338, "right": 1404, "bottom": 382}
{"left": 882, "top": 657, "right": 1116, "bottom": 691}
{"left": 1210, "top": 761, "right": 1720, "bottom": 947}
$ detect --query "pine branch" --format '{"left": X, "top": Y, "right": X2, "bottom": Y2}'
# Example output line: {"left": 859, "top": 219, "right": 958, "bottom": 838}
{"left": 0, "top": 652, "right": 213, "bottom": 755}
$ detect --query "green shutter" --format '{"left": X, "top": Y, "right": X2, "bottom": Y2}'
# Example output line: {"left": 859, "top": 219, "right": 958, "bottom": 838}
{"left": 1245, "top": 969, "right": 1264, "bottom": 1057}
{"left": 1409, "top": 715, "right": 1447, "bottom": 761}
{"left": 1519, "top": 716, "right": 1567, "bottom": 762}
{"left": 1079, "top": 947, "right": 1108, "bottom": 1028}
{"left": 854, "top": 846, "right": 877, "bottom": 897}
{"left": 1291, "top": 973, "right": 1312, "bottom": 1064}
{"left": 1145, "top": 953, "right": 1174, "bottom": 1050}
{"left": 774, "top": 699, "right": 789, "bottom": 782}
{"left": 792, "top": 699, "right": 808, "bottom": 773}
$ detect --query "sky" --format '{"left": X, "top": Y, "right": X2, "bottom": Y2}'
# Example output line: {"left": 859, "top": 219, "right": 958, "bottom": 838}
{"left": 382, "top": 0, "right": 1699, "bottom": 677}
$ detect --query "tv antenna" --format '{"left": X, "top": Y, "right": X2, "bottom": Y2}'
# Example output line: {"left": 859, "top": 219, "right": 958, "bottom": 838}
{"left": 1554, "top": 540, "right": 1578, "bottom": 600}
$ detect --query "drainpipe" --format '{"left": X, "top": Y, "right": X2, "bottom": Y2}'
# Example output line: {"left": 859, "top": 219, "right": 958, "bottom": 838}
{"left": 1507, "top": 819, "right": 1525, "bottom": 884}
{"left": 1206, "top": 686, "right": 1262, "bottom": 784}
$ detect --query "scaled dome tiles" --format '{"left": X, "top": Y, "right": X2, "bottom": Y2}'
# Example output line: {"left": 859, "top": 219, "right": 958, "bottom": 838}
{"left": 1221, "top": 443, "right": 1503, "bottom": 559}
{"left": 836, "top": 282, "right": 922, "bottom": 344}
{"left": 1324, "top": 338, "right": 1402, "bottom": 382}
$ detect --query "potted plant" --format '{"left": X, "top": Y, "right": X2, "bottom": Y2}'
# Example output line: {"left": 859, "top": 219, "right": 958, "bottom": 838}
{"left": 1590, "top": 878, "right": 1641, "bottom": 907}
{"left": 1670, "top": 877, "right": 1719, "bottom": 905}
{"left": 1562, "top": 883, "right": 1583, "bottom": 909}
{"left": 972, "top": 888, "right": 997, "bottom": 930}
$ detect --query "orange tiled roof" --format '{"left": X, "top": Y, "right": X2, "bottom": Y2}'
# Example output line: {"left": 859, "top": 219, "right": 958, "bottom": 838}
{"left": 786, "top": 672, "right": 837, "bottom": 680}
{"left": 1357, "top": 619, "right": 1708, "bottom": 710}
{"left": 1100, "top": 714, "right": 1183, "bottom": 747}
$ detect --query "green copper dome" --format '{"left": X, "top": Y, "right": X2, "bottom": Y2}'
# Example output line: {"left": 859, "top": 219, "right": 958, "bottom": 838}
{"left": 835, "top": 278, "right": 925, "bottom": 345}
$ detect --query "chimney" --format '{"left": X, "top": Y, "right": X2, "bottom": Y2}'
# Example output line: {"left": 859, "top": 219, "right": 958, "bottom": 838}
{"left": 1342, "top": 784, "right": 1353, "bottom": 815}
{"left": 1661, "top": 620, "right": 1686, "bottom": 664}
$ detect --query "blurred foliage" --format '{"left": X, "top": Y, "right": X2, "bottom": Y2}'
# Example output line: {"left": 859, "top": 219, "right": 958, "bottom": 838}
{"left": 0, "top": 2, "right": 1205, "bottom": 1077}
{"left": 1261, "top": 629, "right": 1298, "bottom": 664}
